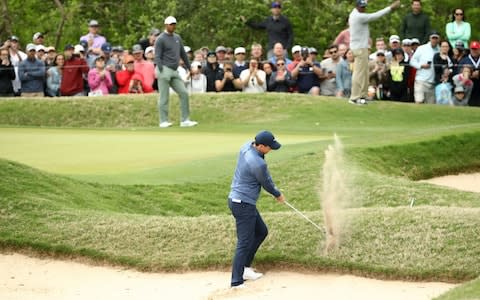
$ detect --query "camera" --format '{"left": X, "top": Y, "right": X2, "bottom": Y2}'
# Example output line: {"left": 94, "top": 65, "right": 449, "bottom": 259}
{"left": 301, "top": 47, "right": 309, "bottom": 61}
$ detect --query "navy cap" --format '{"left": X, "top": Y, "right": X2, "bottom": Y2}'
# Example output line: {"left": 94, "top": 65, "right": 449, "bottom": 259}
{"left": 79, "top": 39, "right": 88, "bottom": 49}
{"left": 101, "top": 42, "right": 112, "bottom": 53}
{"left": 255, "top": 130, "right": 281, "bottom": 150}
{"left": 356, "top": 0, "right": 368, "bottom": 7}
{"left": 271, "top": 2, "right": 281, "bottom": 8}
{"left": 64, "top": 44, "right": 74, "bottom": 51}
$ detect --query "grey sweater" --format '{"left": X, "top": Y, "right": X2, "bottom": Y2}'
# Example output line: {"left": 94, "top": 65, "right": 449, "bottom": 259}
{"left": 154, "top": 31, "right": 190, "bottom": 71}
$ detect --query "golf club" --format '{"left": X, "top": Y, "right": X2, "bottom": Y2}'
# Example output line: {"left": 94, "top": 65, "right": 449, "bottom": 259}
{"left": 284, "top": 200, "right": 325, "bottom": 233}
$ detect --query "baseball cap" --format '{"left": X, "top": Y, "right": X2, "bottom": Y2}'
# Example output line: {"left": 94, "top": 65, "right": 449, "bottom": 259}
{"left": 88, "top": 20, "right": 99, "bottom": 27}
{"left": 389, "top": 35, "right": 400, "bottom": 43}
{"left": 309, "top": 47, "right": 318, "bottom": 54}
{"left": 184, "top": 46, "right": 192, "bottom": 53}
{"left": 191, "top": 61, "right": 202, "bottom": 69}
{"left": 101, "top": 42, "right": 112, "bottom": 53}
{"left": 291, "top": 45, "right": 301, "bottom": 53}
{"left": 132, "top": 44, "right": 143, "bottom": 54}
{"left": 356, "top": 0, "right": 368, "bottom": 7}
{"left": 112, "top": 46, "right": 124, "bottom": 52}
{"left": 215, "top": 45, "right": 227, "bottom": 53}
{"left": 36, "top": 45, "right": 46, "bottom": 52}
{"left": 402, "top": 39, "right": 412, "bottom": 46}
{"left": 411, "top": 38, "right": 420, "bottom": 45}
{"left": 145, "top": 46, "right": 154, "bottom": 54}
{"left": 234, "top": 47, "right": 246, "bottom": 55}
{"left": 207, "top": 51, "right": 217, "bottom": 57}
{"left": 74, "top": 44, "right": 85, "bottom": 54}
{"left": 10, "top": 35, "right": 19, "bottom": 41}
{"left": 26, "top": 43, "right": 36, "bottom": 52}
{"left": 455, "top": 40, "right": 464, "bottom": 50}
{"left": 255, "top": 130, "right": 281, "bottom": 150}
{"left": 33, "top": 32, "right": 43, "bottom": 41}
{"left": 64, "top": 44, "right": 74, "bottom": 51}
{"left": 164, "top": 16, "right": 177, "bottom": 25}
{"left": 470, "top": 41, "right": 480, "bottom": 49}
{"left": 149, "top": 28, "right": 161, "bottom": 36}
{"left": 46, "top": 46, "right": 56, "bottom": 52}
{"left": 454, "top": 86, "right": 465, "bottom": 93}
{"left": 429, "top": 31, "right": 440, "bottom": 38}
{"left": 376, "top": 49, "right": 385, "bottom": 56}
{"left": 271, "top": 1, "right": 281, "bottom": 8}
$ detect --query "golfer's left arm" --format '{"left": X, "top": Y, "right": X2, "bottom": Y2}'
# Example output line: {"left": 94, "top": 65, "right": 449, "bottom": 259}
{"left": 255, "top": 164, "right": 284, "bottom": 203}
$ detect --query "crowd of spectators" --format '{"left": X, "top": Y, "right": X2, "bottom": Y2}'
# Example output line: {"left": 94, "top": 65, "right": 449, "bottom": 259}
{"left": 0, "top": 0, "right": 478, "bottom": 107}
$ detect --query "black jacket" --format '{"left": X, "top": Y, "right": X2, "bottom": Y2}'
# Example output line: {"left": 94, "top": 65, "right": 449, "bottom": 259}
{"left": 0, "top": 63, "right": 15, "bottom": 95}
{"left": 246, "top": 15, "right": 293, "bottom": 51}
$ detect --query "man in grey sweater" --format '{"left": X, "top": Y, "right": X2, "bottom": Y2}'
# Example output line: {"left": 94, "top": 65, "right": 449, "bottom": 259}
{"left": 348, "top": 0, "right": 400, "bottom": 104}
{"left": 155, "top": 16, "right": 197, "bottom": 128}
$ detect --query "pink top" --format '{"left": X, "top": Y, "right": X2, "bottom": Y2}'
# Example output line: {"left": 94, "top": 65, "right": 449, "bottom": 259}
{"left": 134, "top": 59, "right": 155, "bottom": 90}
{"left": 334, "top": 29, "right": 350, "bottom": 47}
{"left": 88, "top": 68, "right": 113, "bottom": 95}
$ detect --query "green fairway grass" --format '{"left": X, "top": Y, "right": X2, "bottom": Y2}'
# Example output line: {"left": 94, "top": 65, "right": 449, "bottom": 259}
{"left": 1, "top": 94, "right": 480, "bottom": 298}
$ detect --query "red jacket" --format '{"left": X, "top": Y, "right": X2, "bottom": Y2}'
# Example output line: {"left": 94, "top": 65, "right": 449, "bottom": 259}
{"left": 116, "top": 70, "right": 153, "bottom": 94}
{"left": 60, "top": 56, "right": 89, "bottom": 96}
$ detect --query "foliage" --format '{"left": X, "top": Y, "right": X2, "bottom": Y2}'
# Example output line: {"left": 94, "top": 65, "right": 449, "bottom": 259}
{"left": 2, "top": 0, "right": 479, "bottom": 54}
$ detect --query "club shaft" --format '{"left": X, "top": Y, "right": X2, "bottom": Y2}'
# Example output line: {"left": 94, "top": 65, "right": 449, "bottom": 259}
{"left": 284, "top": 201, "right": 324, "bottom": 233}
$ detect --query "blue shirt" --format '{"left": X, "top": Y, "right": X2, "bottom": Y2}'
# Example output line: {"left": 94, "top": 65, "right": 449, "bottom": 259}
{"left": 228, "top": 142, "right": 281, "bottom": 205}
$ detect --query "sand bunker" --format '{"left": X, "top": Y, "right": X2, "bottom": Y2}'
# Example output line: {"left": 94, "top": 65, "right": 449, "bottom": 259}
{"left": 3, "top": 173, "right": 478, "bottom": 300}
{"left": 1, "top": 253, "right": 455, "bottom": 300}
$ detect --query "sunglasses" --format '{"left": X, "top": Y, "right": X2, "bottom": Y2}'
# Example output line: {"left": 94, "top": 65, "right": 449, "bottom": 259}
{"left": 276, "top": 63, "right": 285, "bottom": 66}
{"left": 455, "top": 13, "right": 463, "bottom": 16}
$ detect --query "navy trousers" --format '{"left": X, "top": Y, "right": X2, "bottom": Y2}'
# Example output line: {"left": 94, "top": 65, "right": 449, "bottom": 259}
{"left": 228, "top": 199, "right": 268, "bottom": 286}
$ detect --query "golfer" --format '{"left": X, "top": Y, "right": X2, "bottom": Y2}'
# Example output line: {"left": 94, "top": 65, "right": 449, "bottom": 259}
{"left": 228, "top": 130, "right": 285, "bottom": 288}
{"left": 155, "top": 16, "right": 198, "bottom": 128}
{"left": 348, "top": 0, "right": 400, "bottom": 104}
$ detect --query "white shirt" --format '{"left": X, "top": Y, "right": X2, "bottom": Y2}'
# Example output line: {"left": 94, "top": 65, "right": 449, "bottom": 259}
{"left": 349, "top": 7, "right": 392, "bottom": 50}
{"left": 410, "top": 42, "right": 440, "bottom": 84}
{"left": 240, "top": 69, "right": 266, "bottom": 93}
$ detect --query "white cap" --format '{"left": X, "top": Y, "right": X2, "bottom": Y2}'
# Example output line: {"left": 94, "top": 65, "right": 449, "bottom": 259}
{"left": 164, "top": 16, "right": 177, "bottom": 25}
{"left": 26, "top": 43, "right": 36, "bottom": 52}
{"left": 411, "top": 38, "right": 420, "bottom": 44}
{"left": 291, "top": 45, "right": 301, "bottom": 53}
{"left": 184, "top": 46, "right": 192, "bottom": 53}
{"left": 402, "top": 38, "right": 412, "bottom": 46}
{"left": 191, "top": 61, "right": 202, "bottom": 69}
{"left": 145, "top": 46, "right": 154, "bottom": 54}
{"left": 389, "top": 35, "right": 400, "bottom": 43}
{"left": 36, "top": 45, "right": 46, "bottom": 52}
{"left": 46, "top": 46, "right": 56, "bottom": 52}
{"left": 74, "top": 44, "right": 85, "bottom": 54}
{"left": 234, "top": 47, "right": 246, "bottom": 55}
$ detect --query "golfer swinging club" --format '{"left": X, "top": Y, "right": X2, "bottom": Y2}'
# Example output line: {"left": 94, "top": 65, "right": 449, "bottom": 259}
{"left": 228, "top": 130, "right": 285, "bottom": 288}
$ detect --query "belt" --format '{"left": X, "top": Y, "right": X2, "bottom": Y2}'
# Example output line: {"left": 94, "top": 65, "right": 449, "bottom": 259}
{"left": 231, "top": 199, "right": 242, "bottom": 203}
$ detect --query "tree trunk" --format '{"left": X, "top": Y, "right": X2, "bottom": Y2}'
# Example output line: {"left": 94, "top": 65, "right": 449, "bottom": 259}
{"left": 53, "top": 0, "right": 67, "bottom": 49}
{"left": 0, "top": 0, "right": 12, "bottom": 37}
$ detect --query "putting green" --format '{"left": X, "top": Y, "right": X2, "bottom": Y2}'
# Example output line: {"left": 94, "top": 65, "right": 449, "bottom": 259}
{"left": 0, "top": 128, "right": 328, "bottom": 184}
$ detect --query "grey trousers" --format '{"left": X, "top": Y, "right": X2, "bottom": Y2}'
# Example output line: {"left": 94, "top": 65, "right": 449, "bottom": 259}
{"left": 157, "top": 66, "right": 190, "bottom": 123}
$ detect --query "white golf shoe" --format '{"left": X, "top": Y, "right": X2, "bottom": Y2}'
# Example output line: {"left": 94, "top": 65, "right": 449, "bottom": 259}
{"left": 243, "top": 267, "right": 263, "bottom": 281}
{"left": 159, "top": 121, "right": 173, "bottom": 128}
{"left": 180, "top": 119, "right": 198, "bottom": 127}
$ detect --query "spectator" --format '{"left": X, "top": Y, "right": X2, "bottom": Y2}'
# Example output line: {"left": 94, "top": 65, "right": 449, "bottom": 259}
{"left": 0, "top": 47, "right": 16, "bottom": 97}
{"left": 32, "top": 32, "right": 44, "bottom": 46}
{"left": 348, "top": 0, "right": 400, "bottom": 104}
{"left": 336, "top": 48, "right": 354, "bottom": 98}
{"left": 35, "top": 45, "right": 47, "bottom": 63}
{"left": 387, "top": 48, "right": 410, "bottom": 101}
{"left": 337, "top": 43, "right": 348, "bottom": 58}
{"left": 116, "top": 54, "right": 135, "bottom": 93}
{"left": 101, "top": 43, "right": 118, "bottom": 93}
{"left": 268, "top": 42, "right": 292, "bottom": 66}
{"left": 145, "top": 46, "right": 155, "bottom": 63}
{"left": 401, "top": 0, "right": 431, "bottom": 44}
{"left": 433, "top": 40, "right": 453, "bottom": 85}
{"left": 155, "top": 16, "right": 197, "bottom": 128}
{"left": 401, "top": 39, "right": 413, "bottom": 62}
{"left": 240, "top": 57, "right": 266, "bottom": 93}
{"left": 242, "top": 1, "right": 293, "bottom": 59}
{"left": 320, "top": 44, "right": 342, "bottom": 96}
{"left": 269, "top": 58, "right": 295, "bottom": 92}
{"left": 138, "top": 28, "right": 161, "bottom": 52}
{"left": 192, "top": 50, "right": 205, "bottom": 67}
{"left": 46, "top": 54, "right": 64, "bottom": 97}
{"left": 88, "top": 56, "right": 113, "bottom": 96}
{"left": 225, "top": 47, "right": 234, "bottom": 62}
{"left": 262, "top": 61, "right": 274, "bottom": 91}
{"left": 250, "top": 43, "right": 264, "bottom": 65}
{"left": 184, "top": 46, "right": 193, "bottom": 62}
{"left": 333, "top": 17, "right": 351, "bottom": 48}
{"left": 203, "top": 51, "right": 222, "bottom": 92}
{"left": 451, "top": 86, "right": 468, "bottom": 106}
{"left": 309, "top": 47, "right": 320, "bottom": 64}
{"left": 291, "top": 47, "right": 323, "bottom": 95}
{"left": 409, "top": 31, "right": 440, "bottom": 104}
{"left": 80, "top": 20, "right": 107, "bottom": 57}
{"left": 389, "top": 35, "right": 401, "bottom": 53}
{"left": 445, "top": 8, "right": 471, "bottom": 50}
{"left": 45, "top": 46, "right": 57, "bottom": 67}
{"left": 287, "top": 45, "right": 302, "bottom": 72}
{"left": 7, "top": 36, "right": 27, "bottom": 96}
{"left": 186, "top": 61, "right": 207, "bottom": 93}
{"left": 18, "top": 43, "right": 45, "bottom": 97}
{"left": 60, "top": 44, "right": 89, "bottom": 96}
{"left": 458, "top": 41, "right": 480, "bottom": 106}
{"left": 411, "top": 38, "right": 420, "bottom": 52}
{"left": 215, "top": 46, "right": 227, "bottom": 65}
{"left": 452, "top": 65, "right": 473, "bottom": 105}
{"left": 369, "top": 50, "right": 389, "bottom": 100}
{"left": 233, "top": 47, "right": 248, "bottom": 78}
{"left": 132, "top": 44, "right": 155, "bottom": 90}
{"left": 215, "top": 61, "right": 241, "bottom": 92}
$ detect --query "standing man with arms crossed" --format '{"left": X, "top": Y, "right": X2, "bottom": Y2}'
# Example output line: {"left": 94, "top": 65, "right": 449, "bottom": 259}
{"left": 228, "top": 130, "right": 285, "bottom": 288}
{"left": 155, "top": 16, "right": 198, "bottom": 128}
{"left": 349, "top": 0, "right": 401, "bottom": 105}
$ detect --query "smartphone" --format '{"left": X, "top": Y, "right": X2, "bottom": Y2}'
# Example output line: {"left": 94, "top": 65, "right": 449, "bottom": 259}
{"left": 427, "top": 61, "right": 432, "bottom": 65}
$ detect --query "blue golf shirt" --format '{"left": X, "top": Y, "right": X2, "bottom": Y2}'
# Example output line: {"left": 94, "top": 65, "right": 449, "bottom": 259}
{"left": 228, "top": 142, "right": 281, "bottom": 205}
